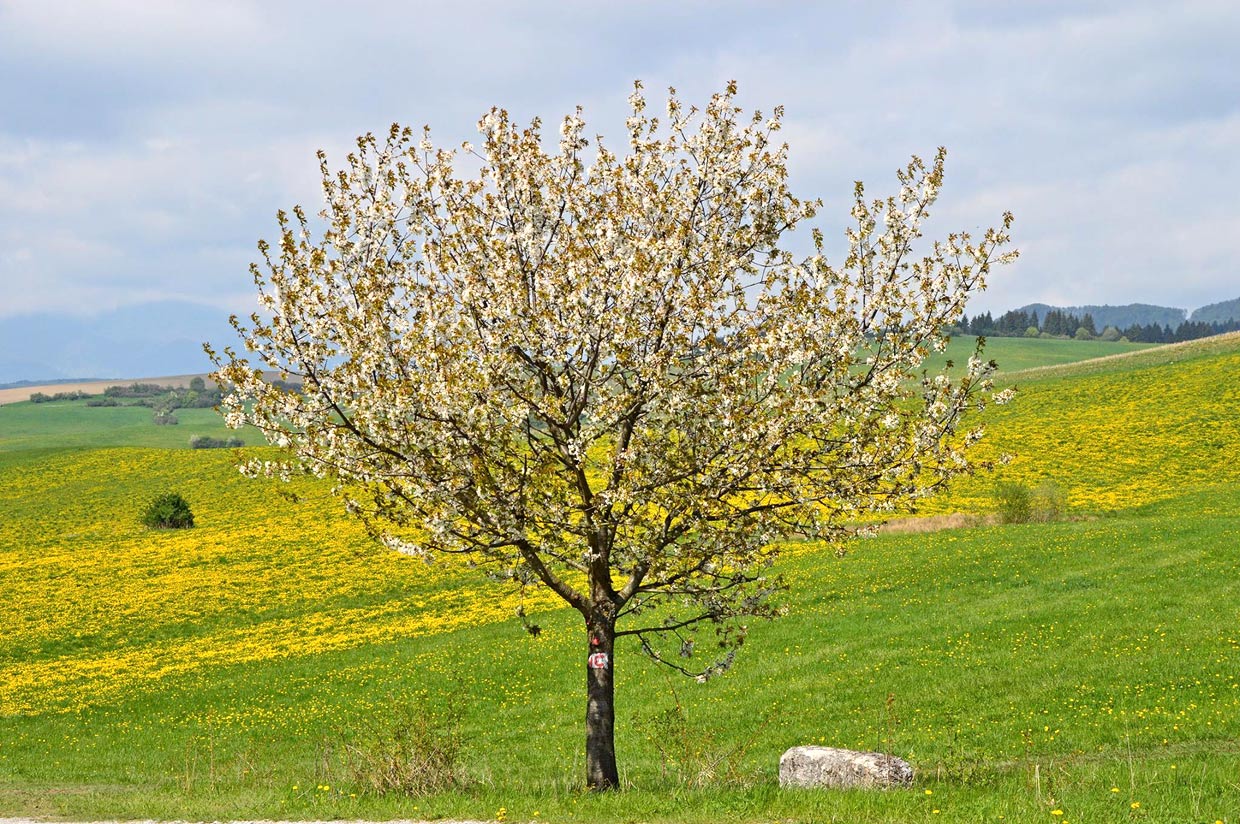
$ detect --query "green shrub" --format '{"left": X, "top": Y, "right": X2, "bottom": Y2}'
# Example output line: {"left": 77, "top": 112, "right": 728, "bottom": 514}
{"left": 1030, "top": 480, "right": 1067, "bottom": 522}
{"left": 189, "top": 435, "right": 243, "bottom": 449}
{"left": 993, "top": 481, "right": 1032, "bottom": 524}
{"left": 994, "top": 480, "right": 1067, "bottom": 524}
{"left": 105, "top": 382, "right": 171, "bottom": 398}
{"left": 142, "top": 493, "right": 194, "bottom": 529}
{"left": 29, "top": 390, "right": 90, "bottom": 403}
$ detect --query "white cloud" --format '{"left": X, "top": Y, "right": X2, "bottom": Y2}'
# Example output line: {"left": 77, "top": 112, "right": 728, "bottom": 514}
{"left": 1, "top": 0, "right": 1238, "bottom": 324}
{"left": 0, "top": 0, "right": 264, "bottom": 62}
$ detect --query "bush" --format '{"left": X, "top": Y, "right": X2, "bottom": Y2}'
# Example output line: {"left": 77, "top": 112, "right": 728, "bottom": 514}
{"left": 142, "top": 492, "right": 194, "bottom": 529}
{"left": 1030, "top": 480, "right": 1067, "bottom": 522}
{"left": 340, "top": 699, "right": 464, "bottom": 796}
{"left": 994, "top": 480, "right": 1067, "bottom": 524}
{"left": 153, "top": 412, "right": 178, "bottom": 425}
{"left": 185, "top": 391, "right": 221, "bottom": 408}
{"left": 29, "top": 390, "right": 90, "bottom": 403}
{"left": 189, "top": 435, "right": 243, "bottom": 449}
{"left": 86, "top": 397, "right": 119, "bottom": 407}
{"left": 993, "top": 481, "right": 1031, "bottom": 524}
{"left": 105, "top": 382, "right": 172, "bottom": 398}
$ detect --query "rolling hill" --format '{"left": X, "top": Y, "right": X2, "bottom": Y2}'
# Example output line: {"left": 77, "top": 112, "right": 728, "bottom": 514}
{"left": 1014, "top": 301, "right": 1186, "bottom": 330}
{"left": 1, "top": 334, "right": 1238, "bottom": 821}
{"left": 1014, "top": 297, "right": 1240, "bottom": 331}
{"left": 1190, "top": 296, "right": 1240, "bottom": 323}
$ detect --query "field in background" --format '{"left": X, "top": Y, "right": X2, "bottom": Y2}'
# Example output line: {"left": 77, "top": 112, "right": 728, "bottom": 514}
{"left": 931, "top": 332, "right": 1240, "bottom": 514}
{"left": 0, "top": 337, "right": 1157, "bottom": 454}
{"left": 1, "top": 336, "right": 1238, "bottom": 822}
{"left": 932, "top": 334, "right": 1155, "bottom": 375}
{"left": 0, "top": 404, "right": 265, "bottom": 452}
{"left": 0, "top": 375, "right": 212, "bottom": 406}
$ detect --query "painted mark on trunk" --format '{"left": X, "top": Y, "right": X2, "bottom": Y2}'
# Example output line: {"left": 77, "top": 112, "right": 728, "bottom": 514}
{"left": 587, "top": 651, "right": 609, "bottom": 670}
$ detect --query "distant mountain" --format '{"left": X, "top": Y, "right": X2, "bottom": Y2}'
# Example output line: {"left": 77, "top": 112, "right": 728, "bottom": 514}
{"left": 0, "top": 376, "right": 109, "bottom": 390}
{"left": 1189, "top": 297, "right": 1240, "bottom": 324}
{"left": 1015, "top": 303, "right": 1187, "bottom": 331}
{"left": 0, "top": 300, "right": 241, "bottom": 385}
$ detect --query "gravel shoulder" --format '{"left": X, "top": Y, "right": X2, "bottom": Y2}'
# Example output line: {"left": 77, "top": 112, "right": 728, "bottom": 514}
{"left": 0, "top": 819, "right": 494, "bottom": 824}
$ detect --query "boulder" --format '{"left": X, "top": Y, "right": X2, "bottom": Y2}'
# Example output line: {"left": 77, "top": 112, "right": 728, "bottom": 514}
{"left": 779, "top": 746, "right": 914, "bottom": 789}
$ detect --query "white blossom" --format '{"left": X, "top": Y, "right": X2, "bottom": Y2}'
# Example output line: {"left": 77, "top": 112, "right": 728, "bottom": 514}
{"left": 210, "top": 80, "right": 1017, "bottom": 698}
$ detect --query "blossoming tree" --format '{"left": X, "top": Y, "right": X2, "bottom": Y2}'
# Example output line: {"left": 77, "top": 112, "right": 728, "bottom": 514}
{"left": 209, "top": 81, "right": 1016, "bottom": 790}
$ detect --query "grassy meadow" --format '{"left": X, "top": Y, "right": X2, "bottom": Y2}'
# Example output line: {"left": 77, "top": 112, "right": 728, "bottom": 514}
{"left": 1, "top": 335, "right": 1238, "bottom": 823}
{"left": 930, "top": 334, "right": 1156, "bottom": 375}
{"left": 0, "top": 403, "right": 266, "bottom": 453}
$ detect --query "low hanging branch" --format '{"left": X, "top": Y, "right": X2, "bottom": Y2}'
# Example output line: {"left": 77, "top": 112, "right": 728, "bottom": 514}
{"left": 209, "top": 80, "right": 1017, "bottom": 791}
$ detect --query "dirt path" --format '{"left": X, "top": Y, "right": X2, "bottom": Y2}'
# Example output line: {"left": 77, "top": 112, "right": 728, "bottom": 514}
{"left": 0, "top": 819, "right": 494, "bottom": 824}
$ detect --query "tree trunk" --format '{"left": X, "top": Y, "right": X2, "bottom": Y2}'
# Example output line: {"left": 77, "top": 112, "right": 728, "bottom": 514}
{"left": 585, "top": 611, "right": 619, "bottom": 790}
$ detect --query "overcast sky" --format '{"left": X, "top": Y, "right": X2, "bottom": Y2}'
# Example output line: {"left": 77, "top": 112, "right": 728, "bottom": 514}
{"left": 2, "top": 0, "right": 1238, "bottom": 322}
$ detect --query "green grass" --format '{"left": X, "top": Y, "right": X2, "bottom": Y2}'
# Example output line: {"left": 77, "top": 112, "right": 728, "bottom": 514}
{"left": 2, "top": 335, "right": 1239, "bottom": 822}
{"left": 2, "top": 483, "right": 1237, "bottom": 822}
{"left": 931, "top": 335, "right": 1157, "bottom": 375}
{"left": 999, "top": 330, "right": 1240, "bottom": 379}
{"left": 0, "top": 399, "right": 263, "bottom": 452}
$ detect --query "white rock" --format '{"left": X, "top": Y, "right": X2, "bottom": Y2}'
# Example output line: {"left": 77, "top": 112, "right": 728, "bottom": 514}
{"left": 779, "top": 745, "right": 914, "bottom": 789}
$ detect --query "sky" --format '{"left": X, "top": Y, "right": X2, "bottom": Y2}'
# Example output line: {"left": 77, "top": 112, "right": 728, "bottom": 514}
{"left": 2, "top": 0, "right": 1238, "bottom": 333}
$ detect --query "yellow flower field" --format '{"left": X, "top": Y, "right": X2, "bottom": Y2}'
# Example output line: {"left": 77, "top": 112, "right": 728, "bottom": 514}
{"left": 935, "top": 347, "right": 1240, "bottom": 513}
{"left": 0, "top": 448, "right": 559, "bottom": 716}
{"left": 3, "top": 338, "right": 1238, "bottom": 725}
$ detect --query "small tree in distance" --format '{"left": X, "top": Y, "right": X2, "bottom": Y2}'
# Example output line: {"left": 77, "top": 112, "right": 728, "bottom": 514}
{"left": 209, "top": 81, "right": 1017, "bottom": 790}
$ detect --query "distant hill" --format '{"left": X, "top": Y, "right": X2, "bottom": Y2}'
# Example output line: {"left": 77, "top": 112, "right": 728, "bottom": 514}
{"left": 0, "top": 300, "right": 239, "bottom": 385}
{"left": 0, "top": 377, "right": 109, "bottom": 390}
{"left": 1189, "top": 297, "right": 1240, "bottom": 324}
{"left": 1015, "top": 302, "right": 1187, "bottom": 330}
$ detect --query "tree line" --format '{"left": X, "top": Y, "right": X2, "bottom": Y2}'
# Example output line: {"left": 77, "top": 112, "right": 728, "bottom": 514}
{"left": 959, "top": 309, "right": 1240, "bottom": 343}
{"left": 28, "top": 390, "right": 91, "bottom": 403}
